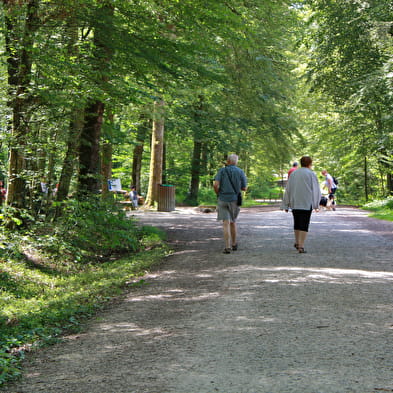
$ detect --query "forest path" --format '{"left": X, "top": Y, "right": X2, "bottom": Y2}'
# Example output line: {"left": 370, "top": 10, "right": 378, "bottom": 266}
{"left": 3, "top": 206, "right": 393, "bottom": 393}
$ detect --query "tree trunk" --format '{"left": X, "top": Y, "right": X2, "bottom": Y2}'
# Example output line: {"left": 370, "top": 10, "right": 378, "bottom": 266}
{"left": 184, "top": 139, "right": 202, "bottom": 206}
{"left": 56, "top": 109, "right": 84, "bottom": 203}
{"left": 132, "top": 117, "right": 150, "bottom": 193}
{"left": 77, "top": 101, "right": 105, "bottom": 197}
{"left": 3, "top": 0, "right": 40, "bottom": 220}
{"left": 101, "top": 142, "right": 113, "bottom": 198}
{"left": 55, "top": 15, "right": 83, "bottom": 210}
{"left": 101, "top": 112, "right": 114, "bottom": 199}
{"left": 184, "top": 96, "right": 204, "bottom": 205}
{"left": 43, "top": 139, "right": 56, "bottom": 215}
{"left": 132, "top": 144, "right": 144, "bottom": 192}
{"left": 76, "top": 3, "right": 113, "bottom": 199}
{"left": 387, "top": 173, "right": 393, "bottom": 196}
{"left": 162, "top": 143, "right": 167, "bottom": 185}
{"left": 364, "top": 155, "right": 369, "bottom": 202}
{"left": 145, "top": 100, "right": 165, "bottom": 207}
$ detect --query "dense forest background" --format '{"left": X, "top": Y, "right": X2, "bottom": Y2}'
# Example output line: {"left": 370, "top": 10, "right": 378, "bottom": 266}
{"left": 0, "top": 1, "right": 392, "bottom": 384}
{"left": 0, "top": 0, "right": 392, "bottom": 223}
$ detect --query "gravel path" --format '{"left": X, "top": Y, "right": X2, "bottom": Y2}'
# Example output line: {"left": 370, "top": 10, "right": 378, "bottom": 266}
{"left": 3, "top": 206, "right": 393, "bottom": 393}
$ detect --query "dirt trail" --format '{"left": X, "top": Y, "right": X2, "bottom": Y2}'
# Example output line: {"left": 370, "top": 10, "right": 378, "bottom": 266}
{"left": 3, "top": 206, "right": 393, "bottom": 393}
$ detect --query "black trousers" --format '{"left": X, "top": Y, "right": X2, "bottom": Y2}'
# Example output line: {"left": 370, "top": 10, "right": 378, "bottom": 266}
{"left": 292, "top": 209, "right": 312, "bottom": 232}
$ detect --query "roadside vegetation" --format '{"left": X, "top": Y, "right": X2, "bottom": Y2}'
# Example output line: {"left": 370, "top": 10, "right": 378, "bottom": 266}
{"left": 0, "top": 0, "right": 392, "bottom": 387}
{"left": 363, "top": 197, "right": 393, "bottom": 222}
{"left": 0, "top": 199, "right": 167, "bottom": 385}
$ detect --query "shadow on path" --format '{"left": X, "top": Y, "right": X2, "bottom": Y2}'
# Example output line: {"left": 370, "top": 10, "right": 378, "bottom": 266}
{"left": 3, "top": 207, "right": 393, "bottom": 393}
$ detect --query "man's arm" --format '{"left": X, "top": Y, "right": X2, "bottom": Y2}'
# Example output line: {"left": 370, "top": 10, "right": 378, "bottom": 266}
{"left": 240, "top": 171, "right": 247, "bottom": 191}
{"left": 214, "top": 180, "right": 220, "bottom": 195}
{"left": 327, "top": 177, "right": 333, "bottom": 193}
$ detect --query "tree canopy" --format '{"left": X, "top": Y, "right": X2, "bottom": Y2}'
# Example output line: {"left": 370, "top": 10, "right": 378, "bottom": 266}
{"left": 0, "top": 0, "right": 392, "bottom": 225}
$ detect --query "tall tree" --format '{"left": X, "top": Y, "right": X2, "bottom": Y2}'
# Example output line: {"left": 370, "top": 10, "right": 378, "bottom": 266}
{"left": 145, "top": 99, "right": 165, "bottom": 207}
{"left": 55, "top": 11, "right": 85, "bottom": 206}
{"left": 132, "top": 114, "right": 151, "bottom": 194}
{"left": 184, "top": 95, "right": 205, "bottom": 206}
{"left": 100, "top": 112, "right": 114, "bottom": 198}
{"left": 3, "top": 0, "right": 40, "bottom": 216}
{"left": 77, "top": 3, "right": 114, "bottom": 197}
{"left": 302, "top": 0, "right": 393, "bottom": 198}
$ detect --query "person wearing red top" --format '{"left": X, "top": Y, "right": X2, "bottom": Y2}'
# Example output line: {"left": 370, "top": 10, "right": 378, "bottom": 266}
{"left": 287, "top": 162, "right": 298, "bottom": 178}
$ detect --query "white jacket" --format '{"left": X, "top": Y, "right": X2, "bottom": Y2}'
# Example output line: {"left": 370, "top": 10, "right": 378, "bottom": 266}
{"left": 282, "top": 167, "right": 321, "bottom": 210}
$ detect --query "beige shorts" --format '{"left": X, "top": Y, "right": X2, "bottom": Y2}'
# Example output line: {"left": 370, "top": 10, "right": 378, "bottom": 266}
{"left": 217, "top": 199, "right": 240, "bottom": 222}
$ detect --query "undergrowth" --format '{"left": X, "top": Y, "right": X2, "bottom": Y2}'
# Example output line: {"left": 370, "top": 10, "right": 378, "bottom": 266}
{"left": 0, "top": 199, "right": 168, "bottom": 386}
{"left": 363, "top": 197, "right": 393, "bottom": 221}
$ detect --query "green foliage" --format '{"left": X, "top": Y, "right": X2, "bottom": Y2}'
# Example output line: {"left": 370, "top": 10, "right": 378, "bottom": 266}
{"left": 299, "top": 0, "right": 393, "bottom": 201}
{"left": 247, "top": 180, "right": 282, "bottom": 200}
{"left": 50, "top": 198, "right": 141, "bottom": 261}
{"left": 138, "top": 225, "right": 166, "bottom": 249}
{"left": 365, "top": 198, "right": 393, "bottom": 210}
{"left": 2, "top": 199, "right": 140, "bottom": 265}
{"left": 0, "top": 200, "right": 167, "bottom": 385}
{"left": 0, "top": 0, "right": 302, "bottom": 220}
{"left": 0, "top": 349, "right": 22, "bottom": 385}
{"left": 363, "top": 197, "right": 393, "bottom": 221}
{"left": 196, "top": 187, "right": 217, "bottom": 206}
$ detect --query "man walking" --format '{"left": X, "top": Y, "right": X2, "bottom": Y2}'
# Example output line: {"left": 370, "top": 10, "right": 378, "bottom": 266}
{"left": 214, "top": 154, "right": 247, "bottom": 254}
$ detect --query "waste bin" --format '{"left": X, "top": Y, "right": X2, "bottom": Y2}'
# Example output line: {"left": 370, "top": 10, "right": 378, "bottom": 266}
{"left": 158, "top": 184, "right": 175, "bottom": 212}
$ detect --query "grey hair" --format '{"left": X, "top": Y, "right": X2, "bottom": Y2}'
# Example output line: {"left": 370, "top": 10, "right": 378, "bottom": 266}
{"left": 227, "top": 154, "right": 239, "bottom": 165}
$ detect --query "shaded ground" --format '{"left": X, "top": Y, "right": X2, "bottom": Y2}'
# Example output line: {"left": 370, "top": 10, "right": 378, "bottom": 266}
{"left": 3, "top": 206, "right": 393, "bottom": 393}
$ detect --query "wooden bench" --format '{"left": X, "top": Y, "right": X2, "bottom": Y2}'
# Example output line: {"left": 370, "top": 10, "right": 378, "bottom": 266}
{"left": 119, "top": 195, "right": 145, "bottom": 210}
{"left": 119, "top": 201, "right": 136, "bottom": 211}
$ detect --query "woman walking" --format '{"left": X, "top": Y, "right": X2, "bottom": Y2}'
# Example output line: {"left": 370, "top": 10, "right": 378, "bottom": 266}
{"left": 282, "top": 156, "right": 321, "bottom": 253}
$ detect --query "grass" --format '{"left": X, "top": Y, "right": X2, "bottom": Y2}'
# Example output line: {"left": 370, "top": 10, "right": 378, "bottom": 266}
{"left": 363, "top": 197, "right": 393, "bottom": 222}
{"left": 241, "top": 199, "right": 272, "bottom": 207}
{"left": 0, "top": 199, "right": 168, "bottom": 386}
